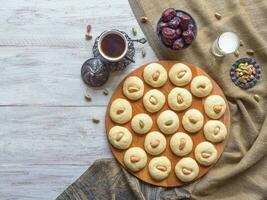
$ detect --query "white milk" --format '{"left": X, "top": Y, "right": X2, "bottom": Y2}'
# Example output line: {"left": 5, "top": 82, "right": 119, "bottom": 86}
{"left": 211, "top": 32, "right": 239, "bottom": 57}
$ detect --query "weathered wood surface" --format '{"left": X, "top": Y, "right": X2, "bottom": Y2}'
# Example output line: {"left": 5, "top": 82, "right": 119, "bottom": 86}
{"left": 0, "top": 0, "right": 157, "bottom": 199}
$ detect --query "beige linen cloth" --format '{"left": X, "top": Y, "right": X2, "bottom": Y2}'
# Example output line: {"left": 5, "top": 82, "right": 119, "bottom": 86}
{"left": 127, "top": 1, "right": 267, "bottom": 199}
{"left": 57, "top": 0, "right": 267, "bottom": 199}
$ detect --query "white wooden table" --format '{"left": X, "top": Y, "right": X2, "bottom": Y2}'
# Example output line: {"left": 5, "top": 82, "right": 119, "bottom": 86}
{"left": 0, "top": 0, "right": 157, "bottom": 199}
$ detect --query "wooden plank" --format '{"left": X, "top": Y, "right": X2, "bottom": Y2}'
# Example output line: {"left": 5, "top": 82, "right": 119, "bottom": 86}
{"left": 0, "top": 106, "right": 112, "bottom": 164}
{"left": 0, "top": 0, "right": 142, "bottom": 46}
{"left": 0, "top": 46, "right": 156, "bottom": 106}
{"left": 0, "top": 164, "right": 89, "bottom": 200}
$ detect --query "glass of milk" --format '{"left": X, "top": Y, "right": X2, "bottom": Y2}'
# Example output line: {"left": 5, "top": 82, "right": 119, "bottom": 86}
{"left": 211, "top": 32, "right": 240, "bottom": 57}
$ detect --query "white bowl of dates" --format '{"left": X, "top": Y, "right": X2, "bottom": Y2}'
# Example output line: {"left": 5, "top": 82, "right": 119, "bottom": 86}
{"left": 157, "top": 8, "right": 197, "bottom": 50}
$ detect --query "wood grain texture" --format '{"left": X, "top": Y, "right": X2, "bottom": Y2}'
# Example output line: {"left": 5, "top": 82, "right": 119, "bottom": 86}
{"left": 0, "top": 0, "right": 158, "bottom": 199}
{"left": 105, "top": 60, "right": 230, "bottom": 187}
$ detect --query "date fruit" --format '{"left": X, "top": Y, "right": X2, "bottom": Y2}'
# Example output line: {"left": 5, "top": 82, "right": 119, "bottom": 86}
{"left": 182, "top": 29, "right": 195, "bottom": 44}
{"left": 168, "top": 17, "right": 181, "bottom": 29}
{"left": 158, "top": 22, "right": 168, "bottom": 32}
{"left": 162, "top": 27, "right": 177, "bottom": 39}
{"left": 172, "top": 38, "right": 185, "bottom": 50}
{"left": 180, "top": 14, "right": 191, "bottom": 30}
{"left": 162, "top": 37, "right": 173, "bottom": 46}
{"left": 162, "top": 8, "right": 176, "bottom": 22}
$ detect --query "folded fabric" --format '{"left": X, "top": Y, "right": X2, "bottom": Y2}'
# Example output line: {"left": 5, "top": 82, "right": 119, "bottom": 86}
{"left": 128, "top": 0, "right": 267, "bottom": 199}
{"left": 56, "top": 158, "right": 190, "bottom": 200}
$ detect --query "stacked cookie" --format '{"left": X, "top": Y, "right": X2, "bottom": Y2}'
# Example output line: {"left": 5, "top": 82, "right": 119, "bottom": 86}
{"left": 107, "top": 62, "right": 228, "bottom": 184}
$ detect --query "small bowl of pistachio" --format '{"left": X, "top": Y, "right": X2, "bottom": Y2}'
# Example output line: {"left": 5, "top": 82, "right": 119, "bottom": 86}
{"left": 230, "top": 57, "right": 261, "bottom": 89}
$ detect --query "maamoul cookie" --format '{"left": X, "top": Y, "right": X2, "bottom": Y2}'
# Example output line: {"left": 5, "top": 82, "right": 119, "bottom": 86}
{"left": 168, "top": 87, "right": 192, "bottom": 111}
{"left": 175, "top": 157, "right": 199, "bottom": 182}
{"left": 148, "top": 156, "right": 171, "bottom": 181}
{"left": 204, "top": 120, "right": 227, "bottom": 143}
{"left": 143, "top": 89, "right": 166, "bottom": 113}
{"left": 182, "top": 109, "right": 204, "bottom": 133}
{"left": 195, "top": 142, "right": 218, "bottom": 166}
{"left": 109, "top": 98, "right": 132, "bottom": 124}
{"left": 157, "top": 110, "right": 179, "bottom": 135}
{"left": 143, "top": 63, "right": 168, "bottom": 88}
{"left": 204, "top": 95, "right": 226, "bottom": 119}
{"left": 123, "top": 76, "right": 144, "bottom": 101}
{"left": 144, "top": 131, "right": 167, "bottom": 155}
{"left": 170, "top": 132, "right": 193, "bottom": 156}
{"left": 190, "top": 75, "right": 213, "bottom": 97}
{"left": 108, "top": 126, "right": 132, "bottom": 150}
{"left": 169, "top": 63, "right": 192, "bottom": 86}
{"left": 131, "top": 113, "right": 153, "bottom": 134}
{"left": 124, "top": 147, "right": 147, "bottom": 172}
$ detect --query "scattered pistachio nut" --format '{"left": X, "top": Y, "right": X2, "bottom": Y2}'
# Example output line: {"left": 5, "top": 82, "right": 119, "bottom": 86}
{"left": 182, "top": 167, "right": 192, "bottom": 175}
{"left": 150, "top": 139, "right": 160, "bottom": 148}
{"left": 141, "top": 48, "right": 146, "bottom": 58}
{"left": 254, "top": 94, "right": 260, "bottom": 102}
{"left": 102, "top": 89, "right": 109, "bottom": 96}
{"left": 139, "top": 120, "right": 145, "bottom": 128}
{"left": 130, "top": 156, "right": 140, "bottom": 163}
{"left": 246, "top": 49, "right": 254, "bottom": 55}
{"left": 240, "top": 40, "right": 244, "bottom": 46}
{"left": 164, "top": 119, "right": 173, "bottom": 126}
{"left": 179, "top": 138, "right": 186, "bottom": 150}
{"left": 84, "top": 94, "right": 92, "bottom": 101}
{"left": 214, "top": 12, "right": 222, "bottom": 20}
{"left": 132, "top": 27, "right": 137, "bottom": 36}
{"left": 156, "top": 165, "right": 167, "bottom": 172}
{"left": 140, "top": 16, "right": 148, "bottom": 23}
{"left": 85, "top": 33, "right": 93, "bottom": 40}
{"left": 234, "top": 50, "right": 240, "bottom": 57}
{"left": 92, "top": 118, "right": 100, "bottom": 124}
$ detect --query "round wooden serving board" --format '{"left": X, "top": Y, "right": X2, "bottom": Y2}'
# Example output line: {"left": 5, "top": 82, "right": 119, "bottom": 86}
{"left": 105, "top": 60, "right": 230, "bottom": 187}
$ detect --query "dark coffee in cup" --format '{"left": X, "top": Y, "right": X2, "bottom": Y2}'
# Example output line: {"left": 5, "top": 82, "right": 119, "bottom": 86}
{"left": 98, "top": 30, "right": 128, "bottom": 62}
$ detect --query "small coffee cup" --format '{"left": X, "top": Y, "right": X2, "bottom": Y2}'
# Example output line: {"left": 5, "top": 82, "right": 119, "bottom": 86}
{"left": 98, "top": 30, "right": 128, "bottom": 62}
